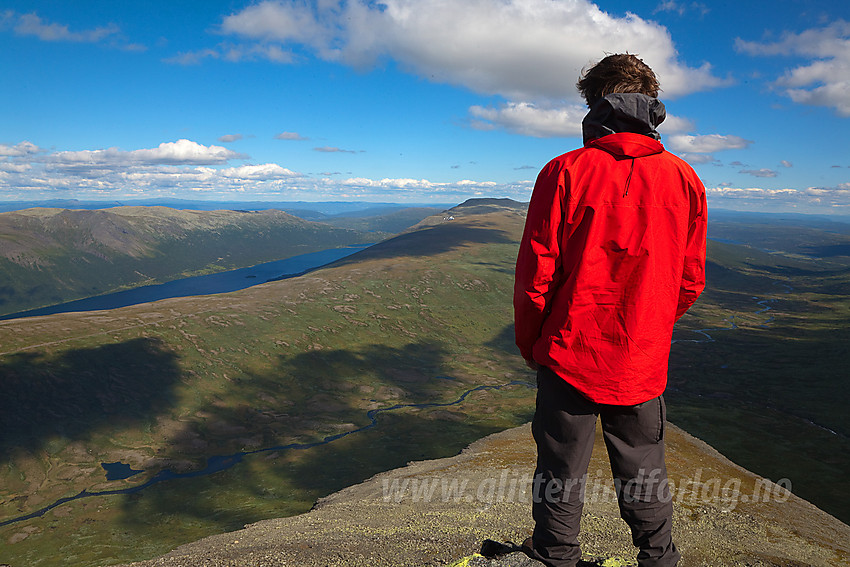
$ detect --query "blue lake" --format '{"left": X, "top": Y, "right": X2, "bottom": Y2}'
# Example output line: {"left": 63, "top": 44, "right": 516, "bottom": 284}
{"left": 101, "top": 462, "right": 144, "bottom": 481}
{"left": 1, "top": 245, "right": 370, "bottom": 320}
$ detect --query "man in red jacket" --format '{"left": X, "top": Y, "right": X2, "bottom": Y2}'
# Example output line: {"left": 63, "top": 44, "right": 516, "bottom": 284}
{"left": 514, "top": 54, "right": 706, "bottom": 567}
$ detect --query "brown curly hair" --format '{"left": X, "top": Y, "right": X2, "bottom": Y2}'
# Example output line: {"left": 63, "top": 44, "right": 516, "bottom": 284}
{"left": 576, "top": 54, "right": 660, "bottom": 107}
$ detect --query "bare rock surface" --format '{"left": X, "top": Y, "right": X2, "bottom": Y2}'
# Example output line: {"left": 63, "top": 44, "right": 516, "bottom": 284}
{"left": 118, "top": 422, "right": 850, "bottom": 567}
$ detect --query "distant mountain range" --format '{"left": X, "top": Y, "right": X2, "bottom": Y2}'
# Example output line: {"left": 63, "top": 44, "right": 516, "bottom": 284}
{"left": 0, "top": 198, "right": 457, "bottom": 217}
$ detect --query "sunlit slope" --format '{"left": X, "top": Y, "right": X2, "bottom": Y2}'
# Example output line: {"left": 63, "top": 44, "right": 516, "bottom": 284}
{"left": 0, "top": 201, "right": 536, "bottom": 567}
{"left": 0, "top": 206, "right": 371, "bottom": 316}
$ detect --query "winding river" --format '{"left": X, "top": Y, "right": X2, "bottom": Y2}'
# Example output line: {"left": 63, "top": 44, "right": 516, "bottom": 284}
{"left": 0, "top": 280, "right": 799, "bottom": 528}
{"left": 671, "top": 280, "right": 792, "bottom": 343}
{"left": 0, "top": 380, "right": 534, "bottom": 527}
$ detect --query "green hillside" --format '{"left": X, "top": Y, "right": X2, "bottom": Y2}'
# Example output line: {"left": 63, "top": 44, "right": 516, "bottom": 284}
{"left": 0, "top": 201, "right": 534, "bottom": 567}
{"left": 0, "top": 207, "right": 372, "bottom": 317}
{"left": 0, "top": 201, "right": 848, "bottom": 567}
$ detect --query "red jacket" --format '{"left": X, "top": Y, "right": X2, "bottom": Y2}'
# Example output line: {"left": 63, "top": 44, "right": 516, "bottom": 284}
{"left": 514, "top": 132, "right": 707, "bottom": 405}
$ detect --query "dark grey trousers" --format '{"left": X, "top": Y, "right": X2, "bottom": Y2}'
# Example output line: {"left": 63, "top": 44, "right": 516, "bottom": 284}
{"left": 527, "top": 366, "right": 680, "bottom": 567}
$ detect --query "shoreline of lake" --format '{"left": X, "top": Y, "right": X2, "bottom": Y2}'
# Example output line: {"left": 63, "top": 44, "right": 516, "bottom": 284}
{"left": 1, "top": 245, "right": 371, "bottom": 321}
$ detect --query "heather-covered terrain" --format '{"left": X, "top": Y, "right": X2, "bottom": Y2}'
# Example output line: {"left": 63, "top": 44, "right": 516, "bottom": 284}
{"left": 1, "top": 200, "right": 848, "bottom": 566}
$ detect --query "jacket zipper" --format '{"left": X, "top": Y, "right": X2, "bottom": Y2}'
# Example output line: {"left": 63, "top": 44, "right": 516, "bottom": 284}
{"left": 623, "top": 158, "right": 635, "bottom": 197}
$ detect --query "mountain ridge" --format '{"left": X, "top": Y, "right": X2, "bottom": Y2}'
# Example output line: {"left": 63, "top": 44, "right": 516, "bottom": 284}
{"left": 113, "top": 422, "right": 850, "bottom": 567}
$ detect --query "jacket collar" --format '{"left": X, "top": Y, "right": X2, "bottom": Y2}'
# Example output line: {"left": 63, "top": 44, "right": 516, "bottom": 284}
{"left": 587, "top": 132, "right": 663, "bottom": 159}
{"left": 582, "top": 93, "right": 666, "bottom": 145}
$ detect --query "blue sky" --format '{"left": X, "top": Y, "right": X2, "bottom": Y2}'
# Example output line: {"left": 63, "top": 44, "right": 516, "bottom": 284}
{"left": 1, "top": 0, "right": 848, "bottom": 213}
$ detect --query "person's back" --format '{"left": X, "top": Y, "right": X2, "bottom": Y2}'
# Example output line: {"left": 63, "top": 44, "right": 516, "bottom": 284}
{"left": 515, "top": 104, "right": 706, "bottom": 404}
{"left": 514, "top": 54, "right": 706, "bottom": 567}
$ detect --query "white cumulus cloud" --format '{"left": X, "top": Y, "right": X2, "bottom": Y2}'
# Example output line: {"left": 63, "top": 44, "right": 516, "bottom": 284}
{"left": 314, "top": 146, "right": 358, "bottom": 153}
{"left": 468, "top": 102, "right": 696, "bottom": 138}
{"left": 220, "top": 0, "right": 724, "bottom": 102}
{"left": 165, "top": 43, "right": 294, "bottom": 65}
{"left": 0, "top": 141, "right": 42, "bottom": 157}
{"left": 0, "top": 162, "right": 32, "bottom": 173}
{"left": 654, "top": 1, "right": 709, "bottom": 17}
{"left": 676, "top": 153, "right": 717, "bottom": 164}
{"left": 736, "top": 20, "right": 850, "bottom": 116}
{"left": 657, "top": 114, "right": 695, "bottom": 134}
{"left": 215, "top": 0, "right": 728, "bottom": 127}
{"left": 219, "top": 163, "right": 300, "bottom": 179}
{"left": 48, "top": 139, "right": 246, "bottom": 167}
{"left": 469, "top": 102, "right": 587, "bottom": 138}
{"left": 221, "top": 2, "right": 326, "bottom": 45}
{"left": 666, "top": 134, "right": 752, "bottom": 153}
{"left": 275, "top": 131, "right": 309, "bottom": 141}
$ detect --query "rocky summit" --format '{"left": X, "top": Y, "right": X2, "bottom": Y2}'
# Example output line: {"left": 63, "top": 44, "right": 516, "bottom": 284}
{"left": 117, "top": 422, "right": 850, "bottom": 567}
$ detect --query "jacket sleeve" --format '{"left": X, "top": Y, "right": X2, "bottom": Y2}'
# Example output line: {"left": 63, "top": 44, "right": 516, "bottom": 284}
{"left": 675, "top": 176, "right": 707, "bottom": 320}
{"left": 514, "top": 160, "right": 566, "bottom": 361}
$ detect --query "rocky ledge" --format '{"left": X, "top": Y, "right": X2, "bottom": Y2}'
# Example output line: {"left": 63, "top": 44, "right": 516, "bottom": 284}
{"left": 117, "top": 422, "right": 850, "bottom": 567}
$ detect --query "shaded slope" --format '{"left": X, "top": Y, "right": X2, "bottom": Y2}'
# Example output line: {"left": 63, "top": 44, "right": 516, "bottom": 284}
{"left": 668, "top": 239, "right": 850, "bottom": 524}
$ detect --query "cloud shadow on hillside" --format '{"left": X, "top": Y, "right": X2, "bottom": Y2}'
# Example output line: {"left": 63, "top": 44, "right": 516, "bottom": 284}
{"left": 486, "top": 323, "right": 519, "bottom": 357}
{"left": 328, "top": 224, "right": 516, "bottom": 265}
{"left": 802, "top": 244, "right": 850, "bottom": 258}
{"left": 115, "top": 339, "right": 534, "bottom": 537}
{"left": 739, "top": 262, "right": 850, "bottom": 296}
{"left": 276, "top": 341, "right": 534, "bottom": 513}
{"left": 0, "top": 337, "right": 181, "bottom": 455}
{"left": 741, "top": 261, "right": 850, "bottom": 279}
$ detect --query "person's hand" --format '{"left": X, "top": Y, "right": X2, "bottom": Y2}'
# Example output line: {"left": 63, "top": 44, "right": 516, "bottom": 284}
{"left": 525, "top": 358, "right": 540, "bottom": 371}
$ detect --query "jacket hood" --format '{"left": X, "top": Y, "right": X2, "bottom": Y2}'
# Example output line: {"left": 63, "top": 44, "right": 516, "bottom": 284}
{"left": 582, "top": 93, "right": 666, "bottom": 145}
